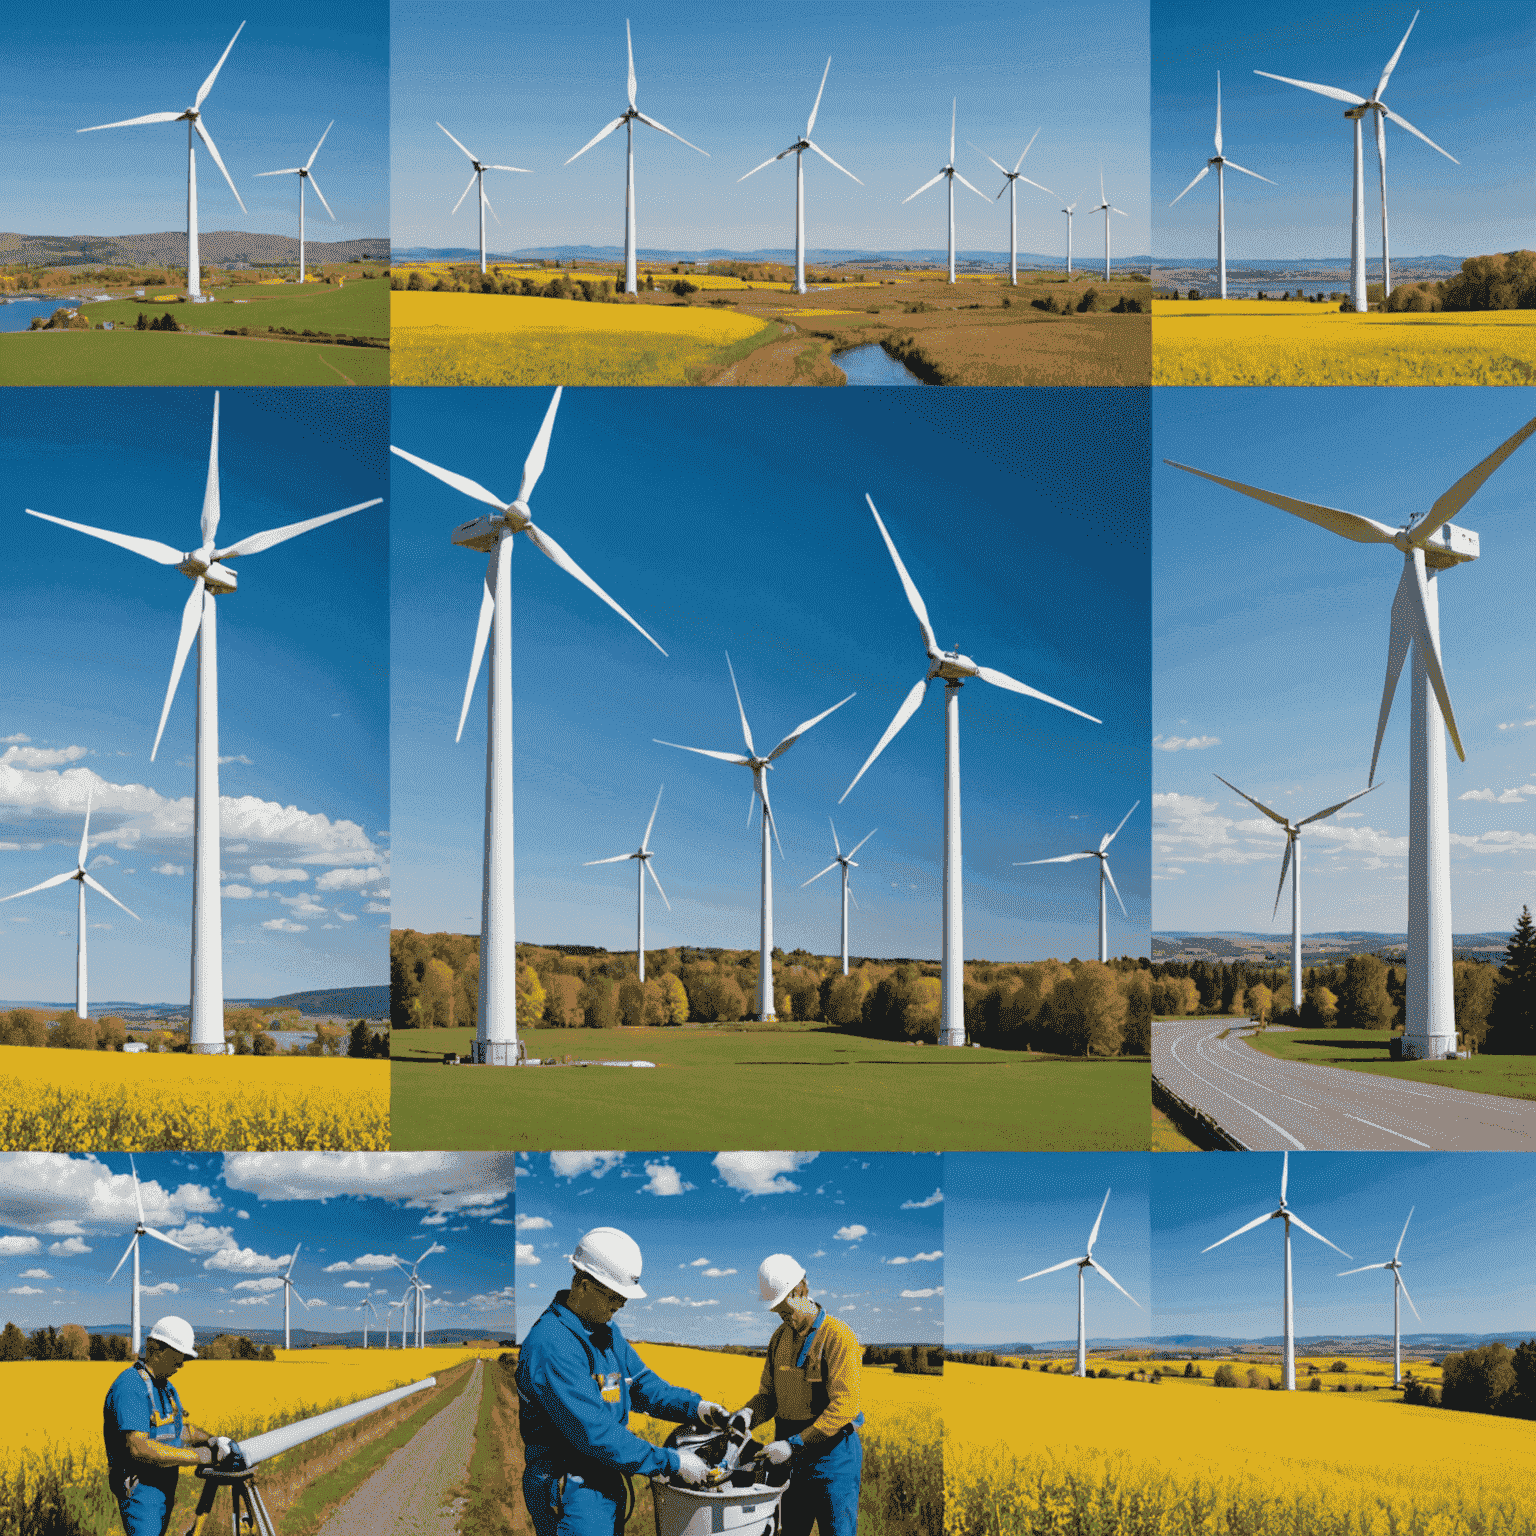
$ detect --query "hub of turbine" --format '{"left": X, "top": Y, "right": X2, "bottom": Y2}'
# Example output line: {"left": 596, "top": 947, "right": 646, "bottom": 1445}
{"left": 1395, "top": 519, "right": 1478, "bottom": 568}
{"left": 929, "top": 651, "right": 978, "bottom": 682}
{"left": 451, "top": 515, "right": 506, "bottom": 553}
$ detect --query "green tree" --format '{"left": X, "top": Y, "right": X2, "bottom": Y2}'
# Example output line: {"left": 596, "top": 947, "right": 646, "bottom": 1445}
{"left": 517, "top": 962, "right": 546, "bottom": 1025}
{"left": 821, "top": 970, "right": 867, "bottom": 1027}
{"left": 580, "top": 975, "right": 619, "bottom": 1029}
{"left": 657, "top": 972, "right": 689, "bottom": 1024}
{"left": 616, "top": 976, "right": 645, "bottom": 1028}
{"left": 1041, "top": 964, "right": 1127, "bottom": 1055}
{"left": 1442, "top": 1342, "right": 1516, "bottom": 1414}
{"left": 0, "top": 1322, "right": 26, "bottom": 1361}
{"left": 1453, "top": 960, "right": 1499, "bottom": 1050}
{"left": 1213, "top": 1363, "right": 1237, "bottom": 1388}
{"left": 1335, "top": 954, "right": 1395, "bottom": 1030}
{"left": 1121, "top": 973, "right": 1153, "bottom": 1054}
{"left": 1486, "top": 906, "right": 1536, "bottom": 1054}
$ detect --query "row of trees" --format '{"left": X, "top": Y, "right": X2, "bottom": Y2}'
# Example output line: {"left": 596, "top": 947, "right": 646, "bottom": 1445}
{"left": 1432, "top": 1340, "right": 1536, "bottom": 1418}
{"left": 0, "top": 1323, "right": 281, "bottom": 1362}
{"left": 0, "top": 1007, "right": 383, "bottom": 1056}
{"left": 1385, "top": 251, "right": 1536, "bottom": 312}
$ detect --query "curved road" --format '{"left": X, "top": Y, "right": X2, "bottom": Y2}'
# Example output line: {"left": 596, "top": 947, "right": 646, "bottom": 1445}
{"left": 1153, "top": 1019, "right": 1536, "bottom": 1151}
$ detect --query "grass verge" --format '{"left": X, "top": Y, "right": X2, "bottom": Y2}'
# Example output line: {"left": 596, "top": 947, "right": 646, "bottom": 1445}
{"left": 1151, "top": 1103, "right": 1202, "bottom": 1152}
{"left": 1243, "top": 1029, "right": 1536, "bottom": 1102}
{"left": 461, "top": 1356, "right": 524, "bottom": 1536}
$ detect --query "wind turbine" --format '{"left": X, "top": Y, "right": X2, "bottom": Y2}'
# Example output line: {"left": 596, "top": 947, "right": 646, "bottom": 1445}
{"left": 971, "top": 133, "right": 1054, "bottom": 286}
{"left": 0, "top": 787, "right": 140, "bottom": 1018}
{"left": 27, "top": 394, "right": 383, "bottom": 1053}
{"left": 1016, "top": 802, "right": 1139, "bottom": 964}
{"left": 254, "top": 121, "right": 335, "bottom": 285}
{"left": 584, "top": 785, "right": 670, "bottom": 983}
{"left": 1019, "top": 1189, "right": 1141, "bottom": 1378}
{"left": 278, "top": 1245, "right": 311, "bottom": 1351}
{"left": 109, "top": 1157, "right": 194, "bottom": 1359}
{"left": 1339, "top": 1208, "right": 1420, "bottom": 1386}
{"left": 395, "top": 1244, "right": 443, "bottom": 1348}
{"left": 902, "top": 99, "right": 990, "bottom": 284}
{"left": 1087, "top": 166, "right": 1128, "bottom": 280}
{"left": 1203, "top": 1152, "right": 1350, "bottom": 1390}
{"left": 1256, "top": 11, "right": 1457, "bottom": 308}
{"left": 1060, "top": 188, "right": 1086, "bottom": 275}
{"left": 437, "top": 122, "right": 531, "bottom": 276}
{"left": 359, "top": 1297, "right": 380, "bottom": 1350}
{"left": 840, "top": 496, "right": 1099, "bottom": 1047}
{"left": 391, "top": 390, "right": 665, "bottom": 1063}
{"left": 657, "top": 658, "right": 853, "bottom": 1021}
{"left": 739, "top": 58, "right": 862, "bottom": 297}
{"left": 1168, "top": 75, "right": 1275, "bottom": 300}
{"left": 387, "top": 1296, "right": 406, "bottom": 1349}
{"left": 1213, "top": 775, "right": 1378, "bottom": 1010}
{"left": 565, "top": 19, "right": 708, "bottom": 296}
{"left": 801, "top": 820, "right": 875, "bottom": 977}
{"left": 1165, "top": 412, "right": 1536, "bottom": 1058}
{"left": 78, "top": 23, "right": 247, "bottom": 301}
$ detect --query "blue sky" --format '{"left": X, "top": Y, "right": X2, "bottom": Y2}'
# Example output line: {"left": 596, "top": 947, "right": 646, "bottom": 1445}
{"left": 1153, "top": 1152, "right": 1536, "bottom": 1339}
{"left": 389, "top": 0, "right": 1150, "bottom": 260}
{"left": 1153, "top": 388, "right": 1536, "bottom": 935}
{"left": 390, "top": 388, "right": 1149, "bottom": 967}
{"left": 0, "top": 1153, "right": 518, "bottom": 1337}
{"left": 0, "top": 4, "right": 388, "bottom": 245}
{"left": 514, "top": 1151, "right": 942, "bottom": 1346}
{"left": 0, "top": 389, "right": 388, "bottom": 1005}
{"left": 1153, "top": 0, "right": 1535, "bottom": 262}
{"left": 944, "top": 1153, "right": 1150, "bottom": 1347}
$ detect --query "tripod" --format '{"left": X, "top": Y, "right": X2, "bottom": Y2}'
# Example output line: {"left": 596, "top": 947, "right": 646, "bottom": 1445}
{"left": 185, "top": 1467, "right": 277, "bottom": 1536}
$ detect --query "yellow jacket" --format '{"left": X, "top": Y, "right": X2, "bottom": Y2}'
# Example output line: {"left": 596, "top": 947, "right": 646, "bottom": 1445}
{"left": 740, "top": 1305, "right": 862, "bottom": 1447}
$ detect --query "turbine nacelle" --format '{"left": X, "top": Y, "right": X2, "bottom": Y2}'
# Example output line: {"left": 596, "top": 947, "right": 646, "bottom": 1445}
{"left": 928, "top": 650, "right": 979, "bottom": 682}
{"left": 451, "top": 511, "right": 520, "bottom": 552}
{"left": 177, "top": 553, "right": 238, "bottom": 592}
{"left": 1395, "top": 518, "right": 1478, "bottom": 567}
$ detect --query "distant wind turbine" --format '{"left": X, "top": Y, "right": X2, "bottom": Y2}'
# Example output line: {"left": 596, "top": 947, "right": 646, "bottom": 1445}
{"left": 78, "top": 23, "right": 248, "bottom": 301}
{"left": 254, "top": 121, "right": 335, "bottom": 284}
{"left": 902, "top": 100, "right": 990, "bottom": 284}
{"left": 359, "top": 1297, "right": 380, "bottom": 1350}
{"left": 1339, "top": 1208, "right": 1420, "bottom": 1386}
{"left": 279, "top": 1245, "right": 311, "bottom": 1351}
{"left": 1060, "top": 188, "right": 1086, "bottom": 275}
{"left": 109, "top": 1157, "right": 194, "bottom": 1358}
{"left": 971, "top": 132, "right": 1054, "bottom": 286}
{"left": 584, "top": 785, "right": 670, "bottom": 982}
{"left": 1087, "top": 165, "right": 1127, "bottom": 280}
{"left": 802, "top": 820, "right": 875, "bottom": 976}
{"left": 437, "top": 122, "right": 532, "bottom": 275}
{"left": 1016, "top": 802, "right": 1139, "bottom": 964}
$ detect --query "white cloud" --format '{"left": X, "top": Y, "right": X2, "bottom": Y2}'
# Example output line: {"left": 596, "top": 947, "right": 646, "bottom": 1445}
{"left": 515, "top": 1215, "right": 552, "bottom": 1232}
{"left": 278, "top": 895, "right": 328, "bottom": 918}
{"left": 712, "top": 1152, "right": 818, "bottom": 1197}
{"left": 654, "top": 1296, "right": 719, "bottom": 1307}
{"left": 342, "top": 1280, "right": 371, "bottom": 1289}
{"left": 221, "top": 1153, "right": 518, "bottom": 1216}
{"left": 2, "top": 745, "right": 88, "bottom": 769}
{"left": 334, "top": 911, "right": 358, "bottom": 922}
{"left": 205, "top": 1247, "right": 291, "bottom": 1275}
{"left": 0, "top": 734, "right": 29, "bottom": 744}
{"left": 885, "top": 1251, "right": 942, "bottom": 1265}
{"left": 316, "top": 866, "right": 387, "bottom": 891}
{"left": 48, "top": 1237, "right": 92, "bottom": 1257}
{"left": 516, "top": 1243, "right": 541, "bottom": 1267}
{"left": 550, "top": 1152, "right": 625, "bottom": 1180}
{"left": 19, "top": 1268, "right": 50, "bottom": 1279}
{"left": 163, "top": 1221, "right": 237, "bottom": 1255}
{"left": 900, "top": 1287, "right": 942, "bottom": 1299}
{"left": 222, "top": 885, "right": 257, "bottom": 899}
{"left": 262, "top": 918, "right": 307, "bottom": 933}
{"left": 89, "top": 854, "right": 117, "bottom": 868}
{"left": 7, "top": 1285, "right": 45, "bottom": 1295}
{"left": 139, "top": 1281, "right": 180, "bottom": 1297}
{"left": 234, "top": 1296, "right": 270, "bottom": 1307}
{"left": 363, "top": 901, "right": 390, "bottom": 914}
{"left": 0, "top": 1156, "right": 219, "bottom": 1238}
{"left": 833, "top": 1225, "right": 868, "bottom": 1242}
{"left": 0, "top": 1236, "right": 42, "bottom": 1257}
{"left": 640, "top": 1161, "right": 693, "bottom": 1197}
{"left": 1152, "top": 735, "right": 1220, "bottom": 752}
{"left": 218, "top": 755, "right": 254, "bottom": 767}
{"left": 234, "top": 1277, "right": 287, "bottom": 1293}
{"left": 249, "top": 865, "right": 309, "bottom": 884}
{"left": 1459, "top": 786, "right": 1535, "bottom": 805}
{"left": 154, "top": 863, "right": 186, "bottom": 877}
{"left": 1496, "top": 717, "right": 1536, "bottom": 732}
{"left": 703, "top": 1267, "right": 737, "bottom": 1278}
{"left": 901, "top": 1189, "right": 943, "bottom": 1210}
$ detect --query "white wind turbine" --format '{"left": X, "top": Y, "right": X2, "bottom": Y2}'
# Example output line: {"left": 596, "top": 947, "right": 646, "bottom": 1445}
{"left": 1339, "top": 1208, "right": 1420, "bottom": 1386}
{"left": 1168, "top": 75, "right": 1275, "bottom": 300}
{"left": 1165, "top": 413, "right": 1536, "bottom": 1058}
{"left": 437, "top": 122, "right": 532, "bottom": 276}
{"left": 1087, "top": 166, "right": 1128, "bottom": 280}
{"left": 391, "top": 390, "right": 665, "bottom": 1063}
{"left": 1213, "top": 775, "right": 1378, "bottom": 1010}
{"left": 27, "top": 394, "right": 383, "bottom": 1054}
{"left": 1203, "top": 1152, "right": 1351, "bottom": 1390}
{"left": 1256, "top": 10, "right": 1457, "bottom": 308}
{"left": 254, "top": 121, "right": 335, "bottom": 285}
{"left": 1060, "top": 188, "right": 1086, "bottom": 275}
{"left": 0, "top": 787, "right": 140, "bottom": 1018}
{"left": 387, "top": 1296, "right": 407, "bottom": 1349}
{"left": 359, "top": 1297, "right": 380, "bottom": 1350}
{"left": 657, "top": 658, "right": 853, "bottom": 1021}
{"left": 278, "top": 1245, "right": 311, "bottom": 1351}
{"left": 903, "top": 100, "right": 990, "bottom": 284}
{"left": 78, "top": 23, "right": 248, "bottom": 301}
{"left": 395, "top": 1244, "right": 443, "bottom": 1348}
{"left": 841, "top": 495, "right": 1100, "bottom": 1047}
{"left": 801, "top": 820, "right": 876, "bottom": 977}
{"left": 971, "top": 132, "right": 1054, "bottom": 286}
{"left": 738, "top": 58, "right": 862, "bottom": 297}
{"left": 1019, "top": 1189, "right": 1141, "bottom": 1378}
{"left": 1016, "top": 802, "right": 1139, "bottom": 964}
{"left": 584, "top": 786, "right": 670, "bottom": 983}
{"left": 109, "top": 1157, "right": 194, "bottom": 1359}
{"left": 565, "top": 19, "right": 708, "bottom": 296}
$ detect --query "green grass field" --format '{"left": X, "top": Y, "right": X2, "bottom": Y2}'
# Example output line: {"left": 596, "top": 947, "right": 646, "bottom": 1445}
{"left": 88, "top": 277, "right": 388, "bottom": 336}
{"left": 390, "top": 1025, "right": 1149, "bottom": 1150}
{"left": 1244, "top": 1027, "right": 1536, "bottom": 1101}
{"left": 0, "top": 329, "right": 387, "bottom": 384}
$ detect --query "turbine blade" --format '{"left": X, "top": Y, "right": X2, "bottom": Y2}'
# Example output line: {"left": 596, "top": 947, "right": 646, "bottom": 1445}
{"left": 839, "top": 678, "right": 928, "bottom": 803}
{"left": 215, "top": 499, "right": 380, "bottom": 560}
{"left": 1376, "top": 108, "right": 1387, "bottom": 188}
{"left": 1372, "top": 564, "right": 1416, "bottom": 790}
{"left": 1288, "top": 1211, "right": 1351, "bottom": 1259}
{"left": 645, "top": 858, "right": 671, "bottom": 911}
{"left": 738, "top": 150, "right": 789, "bottom": 183}
{"left": 24, "top": 510, "right": 183, "bottom": 565}
{"left": 390, "top": 445, "right": 507, "bottom": 511}
{"left": 806, "top": 57, "right": 831, "bottom": 136}
{"left": 306, "top": 174, "right": 336, "bottom": 221}
{"left": 456, "top": 562, "right": 495, "bottom": 744}
{"left": 1223, "top": 159, "right": 1277, "bottom": 185}
{"left": 642, "top": 784, "right": 664, "bottom": 851}
{"left": 725, "top": 653, "right": 757, "bottom": 756}
{"left": 1015, "top": 852, "right": 1095, "bottom": 866}
{"left": 759, "top": 771, "right": 785, "bottom": 859}
{"left": 1338, "top": 1262, "right": 1391, "bottom": 1275}
{"left": 131, "top": 1157, "right": 144, "bottom": 1224}
{"left": 142, "top": 1226, "right": 195, "bottom": 1254}
{"left": 0, "top": 871, "right": 77, "bottom": 902}
{"left": 806, "top": 140, "right": 862, "bottom": 184}
{"left": 1253, "top": 70, "right": 1367, "bottom": 107}
{"left": 486, "top": 165, "right": 533, "bottom": 174}
{"left": 566, "top": 116, "right": 628, "bottom": 165}
{"left": 1297, "top": 783, "right": 1379, "bottom": 827}
{"left": 975, "top": 666, "right": 1101, "bottom": 725}
{"left": 1281, "top": 1150, "right": 1288, "bottom": 1203}
{"left": 865, "top": 494, "right": 939, "bottom": 654}
{"left": 1089, "top": 1260, "right": 1141, "bottom": 1309}
{"left": 1401, "top": 549, "right": 1463, "bottom": 762}
{"left": 305, "top": 121, "right": 333, "bottom": 171}
{"left": 1103, "top": 800, "right": 1140, "bottom": 849}
{"left": 1273, "top": 835, "right": 1293, "bottom": 921}
{"left": 846, "top": 885, "right": 859, "bottom": 910}
{"left": 451, "top": 170, "right": 479, "bottom": 217}
{"left": 199, "top": 392, "right": 222, "bottom": 547}
{"left": 655, "top": 741, "right": 751, "bottom": 766}
{"left": 1087, "top": 1188, "right": 1110, "bottom": 1253}
{"left": 1015, "top": 128, "right": 1041, "bottom": 171}
{"left": 480, "top": 188, "right": 500, "bottom": 225}
{"left": 1377, "top": 10, "right": 1419, "bottom": 98}
{"left": 1418, "top": 416, "right": 1536, "bottom": 542}
{"left": 518, "top": 387, "right": 563, "bottom": 504}
{"left": 1169, "top": 165, "right": 1210, "bottom": 207}
{"left": 108, "top": 1236, "right": 138, "bottom": 1284}
{"left": 583, "top": 854, "right": 635, "bottom": 865}
{"left": 526, "top": 525, "right": 667, "bottom": 652}
{"left": 766, "top": 691, "right": 855, "bottom": 762}
{"left": 1396, "top": 1207, "right": 1414, "bottom": 1260}
{"left": 288, "top": 1243, "right": 301, "bottom": 1276}
{"left": 829, "top": 818, "right": 842, "bottom": 856}
{"left": 195, "top": 21, "right": 246, "bottom": 109}
{"left": 971, "top": 143, "right": 1011, "bottom": 178}
{"left": 1202, "top": 1209, "right": 1277, "bottom": 1252}
{"left": 801, "top": 861, "right": 840, "bottom": 888}
{"left": 78, "top": 787, "right": 94, "bottom": 869}
{"left": 152, "top": 579, "right": 205, "bottom": 763}
{"left": 902, "top": 171, "right": 946, "bottom": 204}
{"left": 627, "top": 18, "right": 637, "bottom": 109}
{"left": 634, "top": 111, "right": 708, "bottom": 156}
{"left": 950, "top": 98, "right": 956, "bottom": 163}
{"left": 193, "top": 119, "right": 247, "bottom": 213}
{"left": 253, "top": 168, "right": 303, "bottom": 177}
{"left": 82, "top": 873, "right": 141, "bottom": 921}
{"left": 1102, "top": 858, "right": 1127, "bottom": 919}
{"left": 1397, "top": 1270, "right": 1421, "bottom": 1322}
{"left": 1215, "top": 72, "right": 1223, "bottom": 154}
{"left": 1162, "top": 460, "right": 1400, "bottom": 544}
{"left": 79, "top": 112, "right": 185, "bottom": 132}
{"left": 437, "top": 121, "right": 479, "bottom": 164}
{"left": 1019, "top": 1255, "right": 1085, "bottom": 1282}
{"left": 847, "top": 827, "right": 877, "bottom": 859}
{"left": 954, "top": 171, "right": 991, "bottom": 202}
{"left": 1380, "top": 107, "right": 1458, "bottom": 165}
{"left": 1018, "top": 176, "right": 1056, "bottom": 197}
{"left": 1213, "top": 775, "right": 1289, "bottom": 829}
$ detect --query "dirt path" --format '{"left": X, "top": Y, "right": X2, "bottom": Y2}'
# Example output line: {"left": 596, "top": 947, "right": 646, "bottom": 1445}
{"left": 316, "top": 1360, "right": 483, "bottom": 1536}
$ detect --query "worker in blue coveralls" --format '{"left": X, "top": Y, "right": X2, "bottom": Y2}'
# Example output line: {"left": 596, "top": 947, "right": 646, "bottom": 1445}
{"left": 732, "top": 1255, "right": 864, "bottom": 1536}
{"left": 102, "top": 1316, "right": 231, "bottom": 1536}
{"left": 518, "top": 1226, "right": 728, "bottom": 1536}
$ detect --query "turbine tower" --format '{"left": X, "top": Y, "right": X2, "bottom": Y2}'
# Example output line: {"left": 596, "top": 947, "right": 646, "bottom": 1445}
{"left": 395, "top": 1244, "right": 443, "bottom": 1348}
{"left": 391, "top": 389, "right": 665, "bottom": 1063}
{"left": 657, "top": 657, "right": 853, "bottom": 1021}
{"left": 254, "top": 122, "right": 336, "bottom": 285}
{"left": 1203, "top": 1152, "right": 1350, "bottom": 1391}
{"left": 1168, "top": 75, "right": 1275, "bottom": 300}
{"left": 1339, "top": 1208, "right": 1420, "bottom": 1387}
{"left": 1019, "top": 1189, "right": 1142, "bottom": 1378}
{"left": 0, "top": 787, "right": 140, "bottom": 1018}
{"left": 840, "top": 495, "right": 1100, "bottom": 1048}
{"left": 1256, "top": 11, "right": 1457, "bottom": 307}
{"left": 27, "top": 394, "right": 383, "bottom": 1053}
{"left": 1213, "top": 775, "right": 1377, "bottom": 1010}
{"left": 279, "top": 1245, "right": 311, "bottom": 1351}
{"left": 78, "top": 23, "right": 247, "bottom": 301}
{"left": 1060, "top": 189, "right": 1086, "bottom": 275}
{"left": 902, "top": 100, "right": 990, "bottom": 284}
{"left": 108, "top": 1157, "right": 194, "bottom": 1359}
{"left": 1016, "top": 801, "right": 1139, "bottom": 964}
{"left": 437, "top": 122, "right": 531, "bottom": 276}
{"left": 1087, "top": 166, "right": 1127, "bottom": 280}
{"left": 738, "top": 58, "right": 862, "bottom": 296}
{"left": 972, "top": 132, "right": 1054, "bottom": 286}
{"left": 584, "top": 785, "right": 670, "bottom": 983}
{"left": 565, "top": 19, "right": 708, "bottom": 296}
{"left": 387, "top": 1297, "right": 406, "bottom": 1349}
{"left": 1165, "top": 413, "right": 1536, "bottom": 1057}
{"left": 802, "top": 820, "right": 875, "bottom": 976}
{"left": 359, "top": 1297, "right": 380, "bottom": 1350}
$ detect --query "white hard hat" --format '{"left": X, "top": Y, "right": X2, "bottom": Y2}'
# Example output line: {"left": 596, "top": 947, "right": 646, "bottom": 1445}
{"left": 147, "top": 1316, "right": 198, "bottom": 1359}
{"left": 572, "top": 1226, "right": 647, "bottom": 1300}
{"left": 759, "top": 1254, "right": 806, "bottom": 1310}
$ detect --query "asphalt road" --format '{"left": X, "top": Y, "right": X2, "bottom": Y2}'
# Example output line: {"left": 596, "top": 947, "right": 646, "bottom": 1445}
{"left": 1153, "top": 1019, "right": 1536, "bottom": 1151}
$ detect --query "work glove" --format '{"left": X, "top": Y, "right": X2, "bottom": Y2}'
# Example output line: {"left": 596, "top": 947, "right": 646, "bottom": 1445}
{"left": 764, "top": 1441, "right": 793, "bottom": 1466}
{"left": 194, "top": 1447, "right": 213, "bottom": 1467}
{"left": 695, "top": 1401, "right": 729, "bottom": 1429}
{"left": 675, "top": 1452, "right": 711, "bottom": 1485}
{"left": 211, "top": 1438, "right": 234, "bottom": 1466}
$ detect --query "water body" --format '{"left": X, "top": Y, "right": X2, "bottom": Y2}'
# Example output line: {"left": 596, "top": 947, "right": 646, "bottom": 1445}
{"left": 0, "top": 296, "right": 110, "bottom": 331}
{"left": 837, "top": 343, "right": 926, "bottom": 386}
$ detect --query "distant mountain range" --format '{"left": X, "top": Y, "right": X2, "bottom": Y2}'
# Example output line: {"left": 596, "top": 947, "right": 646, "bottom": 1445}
{"left": 64, "top": 1324, "right": 510, "bottom": 1347}
{"left": 1150, "top": 255, "right": 1467, "bottom": 270}
{"left": 393, "top": 243, "right": 1154, "bottom": 269}
{"left": 951, "top": 1331, "right": 1528, "bottom": 1354}
{"left": 1153, "top": 931, "right": 1510, "bottom": 963}
{"left": 0, "top": 232, "right": 389, "bottom": 268}
{"left": 0, "top": 986, "right": 388, "bottom": 1020}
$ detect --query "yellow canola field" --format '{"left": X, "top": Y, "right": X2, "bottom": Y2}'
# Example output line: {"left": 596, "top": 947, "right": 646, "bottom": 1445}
{"left": 0, "top": 1046, "right": 389, "bottom": 1151}
{"left": 391, "top": 291, "right": 767, "bottom": 341}
{"left": 1152, "top": 299, "right": 1536, "bottom": 386}
{"left": 945, "top": 1361, "right": 1536, "bottom": 1536}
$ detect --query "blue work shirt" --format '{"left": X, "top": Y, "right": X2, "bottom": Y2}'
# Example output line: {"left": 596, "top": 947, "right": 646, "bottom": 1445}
{"left": 517, "top": 1292, "right": 700, "bottom": 1483}
{"left": 103, "top": 1364, "right": 183, "bottom": 1504}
